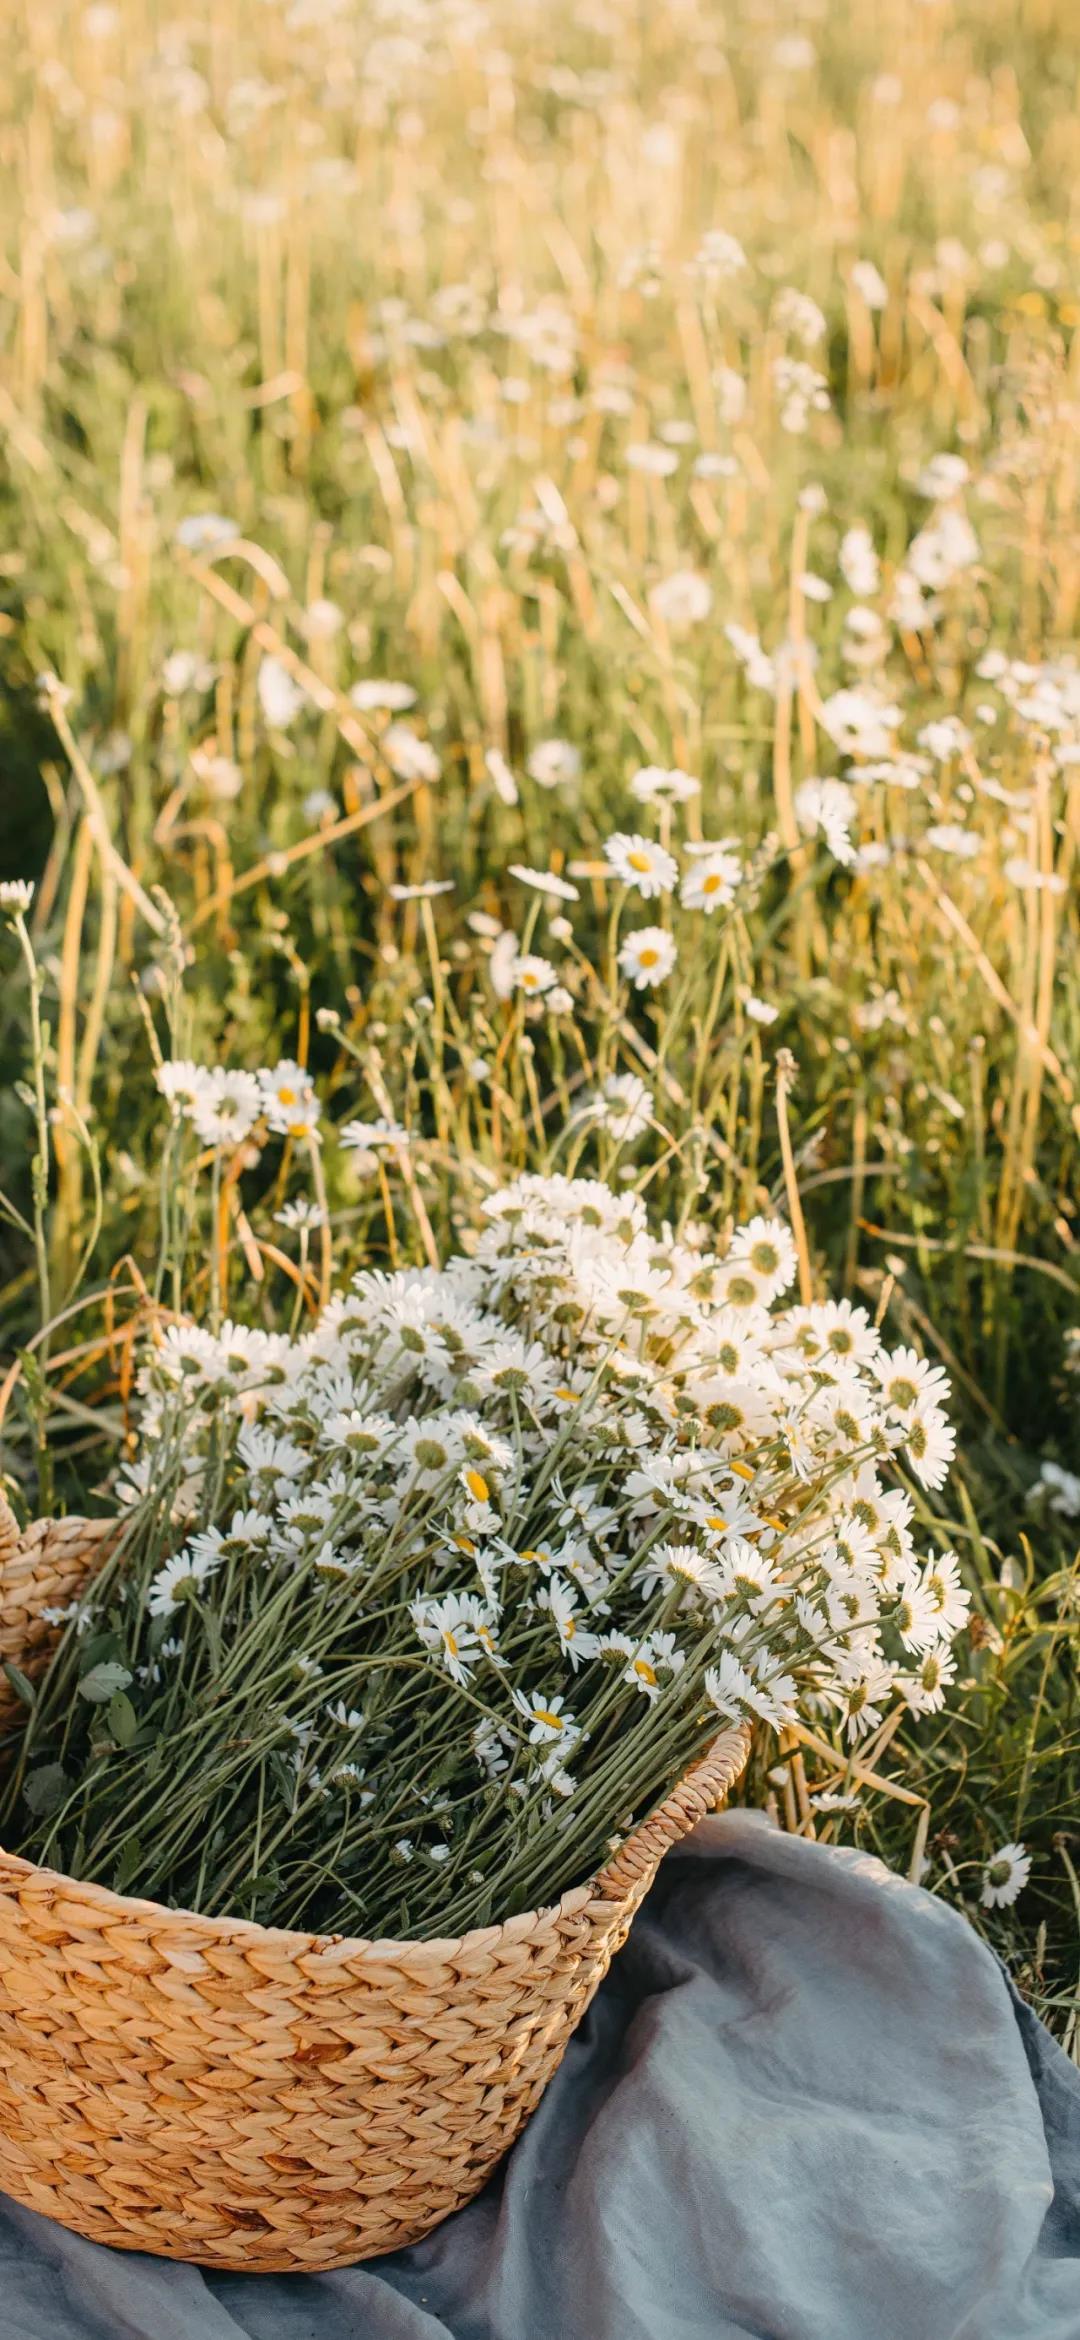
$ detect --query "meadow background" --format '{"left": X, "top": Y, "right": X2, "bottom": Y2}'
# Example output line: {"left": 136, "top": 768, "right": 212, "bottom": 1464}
{"left": 0, "top": 0, "right": 1078, "bottom": 2033}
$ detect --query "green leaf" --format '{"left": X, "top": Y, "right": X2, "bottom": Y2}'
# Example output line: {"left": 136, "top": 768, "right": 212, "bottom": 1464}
{"left": 107, "top": 1689, "right": 138, "bottom": 1746}
{"left": 78, "top": 1631, "right": 123, "bottom": 1675}
{"left": 23, "top": 1762, "right": 70, "bottom": 1818}
{"left": 77, "top": 1661, "right": 133, "bottom": 1704}
{"left": 2, "top": 1659, "right": 36, "bottom": 1710}
{"left": 112, "top": 1837, "right": 143, "bottom": 1893}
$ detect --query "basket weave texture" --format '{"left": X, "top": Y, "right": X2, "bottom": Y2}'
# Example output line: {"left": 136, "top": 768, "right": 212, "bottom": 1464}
{"left": 0, "top": 1498, "right": 748, "bottom": 2272}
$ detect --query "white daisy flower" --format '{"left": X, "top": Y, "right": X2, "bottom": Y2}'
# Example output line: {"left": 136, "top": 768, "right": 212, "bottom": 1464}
{"left": 603, "top": 833, "right": 678, "bottom": 899}
{"left": 618, "top": 926, "right": 678, "bottom": 988}
{"left": 511, "top": 953, "right": 558, "bottom": 996}
{"left": 512, "top": 1688, "right": 581, "bottom": 1746}
{"left": 648, "top": 570, "right": 713, "bottom": 627}
{"left": 680, "top": 845, "right": 741, "bottom": 913}
{"left": 794, "top": 776, "right": 858, "bottom": 865}
{"left": 629, "top": 765, "right": 700, "bottom": 805}
{"left": 526, "top": 739, "right": 581, "bottom": 790}
{"left": 507, "top": 865, "right": 579, "bottom": 900}
{"left": 980, "top": 1842, "right": 1031, "bottom": 1910}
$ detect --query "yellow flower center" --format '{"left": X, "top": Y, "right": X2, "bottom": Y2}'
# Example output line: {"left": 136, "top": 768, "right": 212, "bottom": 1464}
{"left": 633, "top": 1657, "right": 658, "bottom": 1685}
{"left": 705, "top": 1514, "right": 729, "bottom": 1532}
{"left": 536, "top": 1706, "right": 563, "bottom": 1730}
{"left": 277, "top": 1085, "right": 297, "bottom": 1106}
{"left": 465, "top": 1469, "right": 490, "bottom": 1503}
{"left": 639, "top": 947, "right": 660, "bottom": 968}
{"left": 703, "top": 872, "right": 722, "bottom": 894}
{"left": 628, "top": 851, "right": 652, "bottom": 873}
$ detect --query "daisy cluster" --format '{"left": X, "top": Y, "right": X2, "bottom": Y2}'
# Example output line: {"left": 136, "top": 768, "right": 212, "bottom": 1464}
{"left": 18, "top": 1175, "right": 966, "bottom": 1939}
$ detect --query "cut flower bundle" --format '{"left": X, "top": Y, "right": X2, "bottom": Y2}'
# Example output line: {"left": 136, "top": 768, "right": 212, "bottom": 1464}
{"left": 2, "top": 1175, "right": 965, "bottom": 1941}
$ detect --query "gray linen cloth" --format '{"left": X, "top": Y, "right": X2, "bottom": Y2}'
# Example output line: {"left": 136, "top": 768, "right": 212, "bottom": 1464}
{"left": 2, "top": 1811, "right": 1078, "bottom": 2340}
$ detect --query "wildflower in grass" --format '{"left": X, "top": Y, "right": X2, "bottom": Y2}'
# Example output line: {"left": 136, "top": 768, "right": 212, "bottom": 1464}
{"left": 774, "top": 287, "right": 827, "bottom": 344}
{"left": 902, "top": 1645, "right": 957, "bottom": 1715}
{"left": 511, "top": 952, "right": 557, "bottom": 996}
{"left": 728, "top": 1216, "right": 798, "bottom": 1301}
{"left": 1033, "top": 1461, "right": 1080, "bottom": 1517}
{"left": 387, "top": 879, "right": 455, "bottom": 900}
{"left": 875, "top": 1348, "right": 950, "bottom": 1416}
{"left": 340, "top": 1116, "right": 409, "bottom": 1149}
{"left": 1003, "top": 857, "right": 1067, "bottom": 895}
{"left": 190, "top": 1068, "right": 264, "bottom": 1149}
{"left": 257, "top": 655, "right": 305, "bottom": 728}
{"left": 349, "top": 679, "right": 417, "bottom": 711}
{"left": 818, "top": 687, "right": 901, "bottom": 756}
{"left": 920, "top": 1551, "right": 971, "bottom": 1639}
{"left": 382, "top": 724, "right": 441, "bottom": 783}
{"left": 0, "top": 880, "right": 35, "bottom": 916}
{"left": 850, "top": 259, "right": 888, "bottom": 309}
{"left": 648, "top": 570, "right": 713, "bottom": 627}
{"left": 918, "top": 716, "right": 973, "bottom": 761}
{"left": 839, "top": 525, "right": 880, "bottom": 596}
{"left": 744, "top": 995, "right": 779, "bottom": 1025}
{"left": 629, "top": 764, "right": 699, "bottom": 805}
{"left": 892, "top": 1574, "right": 945, "bottom": 1653}
{"left": 980, "top": 1843, "right": 1031, "bottom": 1910}
{"left": 508, "top": 864, "right": 579, "bottom": 900}
{"left": 903, "top": 1408, "right": 957, "bottom": 1492}
{"left": 190, "top": 748, "right": 243, "bottom": 801}
{"left": 680, "top": 841, "right": 741, "bottom": 913}
{"left": 833, "top": 1657, "right": 897, "bottom": 1743}
{"left": 772, "top": 356, "right": 831, "bottom": 432}
{"left": 481, "top": 930, "right": 517, "bottom": 998}
{"left": 526, "top": 739, "right": 581, "bottom": 789}
{"left": 590, "top": 1073, "right": 651, "bottom": 1143}
{"left": 926, "top": 823, "right": 979, "bottom": 860}
{"left": 174, "top": 513, "right": 235, "bottom": 552}
{"left": 916, "top": 452, "right": 970, "bottom": 500}
{"left": 261, "top": 1060, "right": 320, "bottom": 1138}
{"left": 905, "top": 508, "right": 979, "bottom": 590}
{"left": 484, "top": 747, "right": 518, "bottom": 805}
{"left": 603, "top": 832, "right": 678, "bottom": 898}
{"left": 690, "top": 227, "right": 747, "bottom": 281}
{"left": 155, "top": 1060, "right": 206, "bottom": 1114}
{"left": 626, "top": 442, "right": 679, "bottom": 477}
{"left": 794, "top": 775, "right": 858, "bottom": 863}
{"left": 618, "top": 926, "right": 677, "bottom": 988}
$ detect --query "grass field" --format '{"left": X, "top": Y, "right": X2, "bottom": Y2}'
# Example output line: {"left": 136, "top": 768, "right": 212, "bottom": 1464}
{"left": 0, "top": 0, "right": 1078, "bottom": 2033}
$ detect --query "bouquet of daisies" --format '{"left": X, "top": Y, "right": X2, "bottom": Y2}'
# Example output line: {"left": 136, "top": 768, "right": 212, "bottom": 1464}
{"left": 2, "top": 1174, "right": 966, "bottom": 1940}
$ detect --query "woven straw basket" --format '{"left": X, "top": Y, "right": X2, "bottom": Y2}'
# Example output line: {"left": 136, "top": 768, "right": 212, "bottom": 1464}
{"left": 0, "top": 1496, "right": 748, "bottom": 2272}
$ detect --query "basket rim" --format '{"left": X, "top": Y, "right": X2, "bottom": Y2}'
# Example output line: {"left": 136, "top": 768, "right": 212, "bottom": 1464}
{"left": 1, "top": 1498, "right": 749, "bottom": 1964}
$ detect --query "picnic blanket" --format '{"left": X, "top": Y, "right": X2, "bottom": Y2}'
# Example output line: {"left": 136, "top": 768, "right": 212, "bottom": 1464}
{"left": 2, "top": 1809, "right": 1078, "bottom": 2340}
